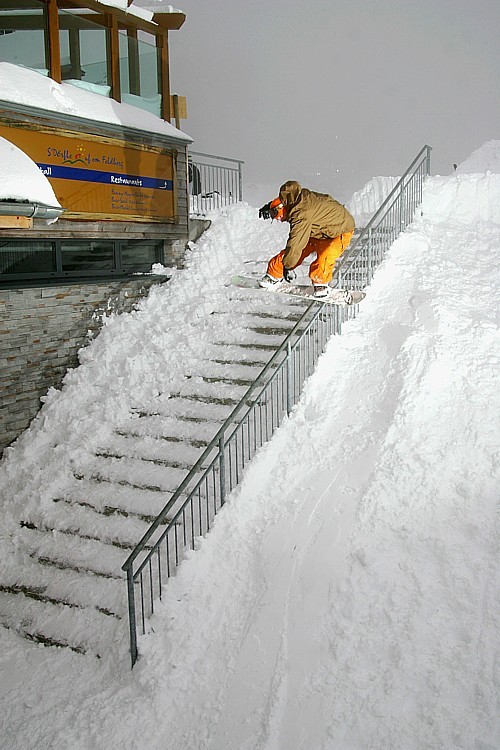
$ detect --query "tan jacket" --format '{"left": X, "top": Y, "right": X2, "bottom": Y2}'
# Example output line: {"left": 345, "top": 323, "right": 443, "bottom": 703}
{"left": 279, "top": 181, "right": 355, "bottom": 268}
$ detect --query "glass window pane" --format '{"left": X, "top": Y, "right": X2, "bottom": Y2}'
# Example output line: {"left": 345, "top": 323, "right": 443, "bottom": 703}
{"left": 59, "top": 8, "right": 110, "bottom": 96}
{"left": 120, "top": 241, "right": 160, "bottom": 272}
{"left": 0, "top": 240, "right": 54, "bottom": 274}
{"left": 0, "top": 1, "right": 48, "bottom": 74}
{"left": 119, "top": 30, "right": 161, "bottom": 117}
{"left": 61, "top": 240, "right": 114, "bottom": 271}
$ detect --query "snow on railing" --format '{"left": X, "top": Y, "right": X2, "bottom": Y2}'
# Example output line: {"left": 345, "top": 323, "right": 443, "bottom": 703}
{"left": 122, "top": 145, "right": 432, "bottom": 667}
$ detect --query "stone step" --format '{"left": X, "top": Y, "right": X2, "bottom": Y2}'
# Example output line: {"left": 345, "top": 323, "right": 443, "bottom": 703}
{"left": 0, "top": 589, "right": 122, "bottom": 658}
{"left": 76, "top": 454, "right": 197, "bottom": 495}
{"left": 3, "top": 287, "right": 302, "bottom": 659}
{"left": 19, "top": 524, "right": 127, "bottom": 580}
{"left": 1, "top": 554, "right": 125, "bottom": 618}
{"left": 95, "top": 432, "right": 206, "bottom": 469}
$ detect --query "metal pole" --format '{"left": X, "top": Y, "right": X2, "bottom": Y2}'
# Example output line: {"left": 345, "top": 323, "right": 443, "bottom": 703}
{"left": 219, "top": 435, "right": 226, "bottom": 505}
{"left": 126, "top": 565, "right": 138, "bottom": 668}
{"left": 425, "top": 146, "right": 432, "bottom": 176}
{"left": 399, "top": 182, "right": 405, "bottom": 232}
{"left": 367, "top": 227, "right": 372, "bottom": 285}
{"left": 286, "top": 342, "right": 293, "bottom": 415}
{"left": 238, "top": 162, "right": 243, "bottom": 202}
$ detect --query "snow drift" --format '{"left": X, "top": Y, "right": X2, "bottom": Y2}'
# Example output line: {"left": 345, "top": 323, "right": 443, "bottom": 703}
{"left": 0, "top": 141, "right": 499, "bottom": 750}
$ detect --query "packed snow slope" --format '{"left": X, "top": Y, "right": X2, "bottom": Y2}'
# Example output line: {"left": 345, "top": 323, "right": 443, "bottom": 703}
{"left": 0, "top": 141, "right": 499, "bottom": 750}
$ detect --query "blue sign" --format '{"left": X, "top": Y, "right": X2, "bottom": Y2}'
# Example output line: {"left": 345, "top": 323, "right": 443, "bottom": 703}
{"left": 37, "top": 163, "right": 173, "bottom": 191}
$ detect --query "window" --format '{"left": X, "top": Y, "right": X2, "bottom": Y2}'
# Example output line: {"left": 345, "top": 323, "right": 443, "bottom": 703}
{"left": 0, "top": 1, "right": 48, "bottom": 75}
{"left": 119, "top": 30, "right": 161, "bottom": 117}
{"left": 61, "top": 240, "right": 114, "bottom": 271}
{"left": 120, "top": 240, "right": 160, "bottom": 272}
{"left": 0, "top": 240, "right": 54, "bottom": 275}
{"left": 59, "top": 7, "right": 110, "bottom": 95}
{"left": 0, "top": 238, "right": 163, "bottom": 285}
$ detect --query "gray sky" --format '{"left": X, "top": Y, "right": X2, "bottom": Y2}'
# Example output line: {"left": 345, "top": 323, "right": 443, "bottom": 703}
{"left": 170, "top": 0, "right": 500, "bottom": 200}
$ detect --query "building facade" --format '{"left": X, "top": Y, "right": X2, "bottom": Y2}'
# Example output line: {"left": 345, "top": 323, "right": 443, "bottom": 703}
{"left": 0, "top": 0, "right": 192, "bottom": 454}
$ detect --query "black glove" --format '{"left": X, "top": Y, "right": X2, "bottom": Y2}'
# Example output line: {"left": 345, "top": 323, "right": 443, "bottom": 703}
{"left": 259, "top": 202, "right": 272, "bottom": 220}
{"left": 283, "top": 267, "right": 296, "bottom": 283}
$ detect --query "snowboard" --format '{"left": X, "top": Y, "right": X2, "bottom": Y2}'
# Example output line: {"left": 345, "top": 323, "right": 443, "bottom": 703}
{"left": 231, "top": 275, "right": 366, "bottom": 306}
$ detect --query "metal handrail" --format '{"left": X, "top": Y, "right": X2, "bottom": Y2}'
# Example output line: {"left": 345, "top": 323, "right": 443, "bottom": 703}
{"left": 335, "top": 145, "right": 432, "bottom": 289}
{"left": 122, "top": 300, "right": 338, "bottom": 664}
{"left": 189, "top": 150, "right": 244, "bottom": 213}
{"left": 122, "top": 145, "right": 431, "bottom": 666}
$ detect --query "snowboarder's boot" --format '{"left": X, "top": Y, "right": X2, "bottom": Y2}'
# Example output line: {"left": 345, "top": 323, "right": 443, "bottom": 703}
{"left": 259, "top": 273, "right": 282, "bottom": 289}
{"left": 313, "top": 284, "right": 329, "bottom": 299}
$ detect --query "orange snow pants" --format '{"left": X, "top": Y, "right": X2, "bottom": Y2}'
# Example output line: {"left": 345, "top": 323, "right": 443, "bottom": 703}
{"left": 266, "top": 231, "right": 354, "bottom": 285}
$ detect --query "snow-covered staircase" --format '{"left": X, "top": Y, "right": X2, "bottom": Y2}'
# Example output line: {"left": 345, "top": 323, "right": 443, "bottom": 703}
{"left": 0, "top": 287, "right": 310, "bottom": 659}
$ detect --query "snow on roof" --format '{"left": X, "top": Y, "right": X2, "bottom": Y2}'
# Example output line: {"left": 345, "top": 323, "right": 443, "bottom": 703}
{"left": 97, "top": 0, "right": 183, "bottom": 23}
{"left": 134, "top": 1, "right": 184, "bottom": 10}
{"left": 0, "top": 135, "right": 61, "bottom": 207}
{"left": 0, "top": 63, "right": 192, "bottom": 143}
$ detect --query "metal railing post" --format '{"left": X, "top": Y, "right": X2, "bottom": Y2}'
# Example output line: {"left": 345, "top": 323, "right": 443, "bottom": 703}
{"left": 126, "top": 565, "right": 138, "bottom": 668}
{"left": 425, "top": 145, "right": 432, "bottom": 175}
{"left": 219, "top": 434, "right": 226, "bottom": 505}
{"left": 286, "top": 342, "right": 293, "bottom": 415}
{"left": 367, "top": 227, "right": 373, "bottom": 284}
{"left": 399, "top": 181, "right": 405, "bottom": 232}
{"left": 238, "top": 162, "right": 243, "bottom": 202}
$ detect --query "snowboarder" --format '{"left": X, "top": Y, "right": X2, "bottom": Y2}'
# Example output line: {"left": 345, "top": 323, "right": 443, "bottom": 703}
{"left": 258, "top": 181, "right": 355, "bottom": 298}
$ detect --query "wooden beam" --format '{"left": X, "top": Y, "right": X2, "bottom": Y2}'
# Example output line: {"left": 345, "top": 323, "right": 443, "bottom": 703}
{"left": 68, "top": 28, "right": 82, "bottom": 80}
{"left": 157, "top": 33, "right": 171, "bottom": 122}
{"left": 153, "top": 13, "right": 186, "bottom": 32}
{"left": 57, "top": 1, "right": 185, "bottom": 36}
{"left": 0, "top": 216, "right": 33, "bottom": 229}
{"left": 46, "top": 0, "right": 62, "bottom": 83}
{"left": 127, "top": 29, "right": 140, "bottom": 96}
{"left": 106, "top": 14, "right": 121, "bottom": 102}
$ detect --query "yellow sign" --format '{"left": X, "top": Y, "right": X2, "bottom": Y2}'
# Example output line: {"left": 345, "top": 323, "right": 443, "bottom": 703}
{"left": 0, "top": 122, "right": 176, "bottom": 223}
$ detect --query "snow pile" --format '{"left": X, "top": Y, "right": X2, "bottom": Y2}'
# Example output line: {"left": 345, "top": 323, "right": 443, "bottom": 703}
{"left": 422, "top": 139, "right": 500, "bottom": 224}
{"left": 0, "top": 63, "right": 191, "bottom": 141}
{"left": 455, "top": 138, "right": 500, "bottom": 174}
{"left": 346, "top": 175, "right": 400, "bottom": 225}
{"left": 420, "top": 172, "right": 500, "bottom": 224}
{"left": 0, "top": 204, "right": 286, "bottom": 536}
{"left": 0, "top": 141, "right": 499, "bottom": 750}
{"left": 0, "top": 135, "right": 61, "bottom": 207}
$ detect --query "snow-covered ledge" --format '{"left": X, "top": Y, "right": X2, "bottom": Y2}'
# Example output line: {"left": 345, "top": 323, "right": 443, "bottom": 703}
{"left": 0, "top": 135, "right": 63, "bottom": 226}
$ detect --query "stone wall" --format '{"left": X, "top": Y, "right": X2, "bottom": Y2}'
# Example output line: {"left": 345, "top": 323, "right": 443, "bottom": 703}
{"left": 0, "top": 276, "right": 169, "bottom": 456}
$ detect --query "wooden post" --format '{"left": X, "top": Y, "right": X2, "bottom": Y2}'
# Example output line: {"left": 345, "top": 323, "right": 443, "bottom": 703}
{"left": 46, "top": 0, "right": 61, "bottom": 83}
{"left": 127, "top": 28, "right": 140, "bottom": 96}
{"left": 169, "top": 95, "right": 187, "bottom": 129}
{"left": 172, "top": 94, "right": 180, "bottom": 130}
{"left": 107, "top": 13, "right": 121, "bottom": 102}
{"left": 157, "top": 33, "right": 171, "bottom": 122}
{"left": 69, "top": 28, "right": 82, "bottom": 80}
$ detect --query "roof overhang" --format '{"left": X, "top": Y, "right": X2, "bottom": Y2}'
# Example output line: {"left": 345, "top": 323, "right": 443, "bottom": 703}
{"left": 58, "top": 1, "right": 186, "bottom": 35}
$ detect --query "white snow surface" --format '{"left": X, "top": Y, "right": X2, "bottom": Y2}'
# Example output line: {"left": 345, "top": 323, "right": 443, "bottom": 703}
{"left": 0, "top": 141, "right": 499, "bottom": 749}
{"left": 0, "top": 63, "right": 192, "bottom": 141}
{"left": 90, "top": 0, "right": 182, "bottom": 23}
{"left": 0, "top": 135, "right": 61, "bottom": 206}
{"left": 346, "top": 175, "right": 400, "bottom": 226}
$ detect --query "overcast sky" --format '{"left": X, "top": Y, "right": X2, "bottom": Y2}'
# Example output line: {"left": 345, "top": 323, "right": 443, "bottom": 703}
{"left": 170, "top": 0, "right": 500, "bottom": 200}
